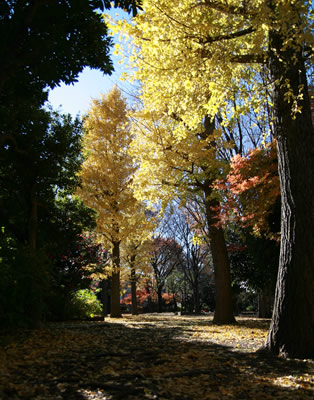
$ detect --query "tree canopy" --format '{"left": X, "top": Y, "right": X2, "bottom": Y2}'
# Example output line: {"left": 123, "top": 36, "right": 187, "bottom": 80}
{"left": 0, "top": 0, "right": 141, "bottom": 92}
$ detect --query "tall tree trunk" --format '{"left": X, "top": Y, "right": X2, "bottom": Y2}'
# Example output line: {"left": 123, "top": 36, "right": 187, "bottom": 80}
{"left": 130, "top": 259, "right": 138, "bottom": 315}
{"left": 99, "top": 279, "right": 109, "bottom": 317}
{"left": 204, "top": 188, "right": 235, "bottom": 324}
{"left": 131, "top": 278, "right": 138, "bottom": 315}
{"left": 193, "top": 281, "right": 201, "bottom": 314}
{"left": 200, "top": 116, "right": 235, "bottom": 324}
{"left": 210, "top": 225, "right": 235, "bottom": 324}
{"left": 110, "top": 240, "right": 122, "bottom": 318}
{"left": 265, "top": 29, "right": 314, "bottom": 358}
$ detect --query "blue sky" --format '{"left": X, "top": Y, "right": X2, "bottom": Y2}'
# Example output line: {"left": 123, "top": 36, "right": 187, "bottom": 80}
{"left": 48, "top": 8, "right": 131, "bottom": 118}
{"left": 48, "top": 66, "right": 124, "bottom": 118}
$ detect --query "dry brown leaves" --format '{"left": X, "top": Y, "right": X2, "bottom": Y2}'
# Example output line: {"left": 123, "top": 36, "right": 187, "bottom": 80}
{"left": 0, "top": 314, "right": 313, "bottom": 399}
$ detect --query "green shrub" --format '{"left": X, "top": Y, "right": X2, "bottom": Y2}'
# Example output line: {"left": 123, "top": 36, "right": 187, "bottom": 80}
{"left": 67, "top": 289, "right": 102, "bottom": 319}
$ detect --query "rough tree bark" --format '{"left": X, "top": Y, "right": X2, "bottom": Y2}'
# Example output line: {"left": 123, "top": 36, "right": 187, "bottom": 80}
{"left": 264, "top": 28, "right": 314, "bottom": 358}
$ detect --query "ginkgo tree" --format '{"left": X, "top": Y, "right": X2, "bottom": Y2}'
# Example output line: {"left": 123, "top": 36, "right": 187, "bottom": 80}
{"left": 110, "top": 0, "right": 313, "bottom": 358}
{"left": 77, "top": 86, "right": 151, "bottom": 318}
{"left": 128, "top": 109, "right": 235, "bottom": 324}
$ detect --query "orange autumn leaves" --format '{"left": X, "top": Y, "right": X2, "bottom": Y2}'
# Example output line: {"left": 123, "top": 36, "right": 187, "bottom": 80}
{"left": 216, "top": 142, "right": 280, "bottom": 241}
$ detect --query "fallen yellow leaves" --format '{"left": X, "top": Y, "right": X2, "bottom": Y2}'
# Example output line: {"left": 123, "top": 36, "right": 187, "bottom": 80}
{"left": 272, "top": 374, "right": 314, "bottom": 391}
{"left": 0, "top": 314, "right": 313, "bottom": 399}
{"left": 186, "top": 318, "right": 269, "bottom": 351}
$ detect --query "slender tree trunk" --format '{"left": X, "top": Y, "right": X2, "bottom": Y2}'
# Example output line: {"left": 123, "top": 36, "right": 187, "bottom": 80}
{"left": 173, "top": 295, "right": 178, "bottom": 312}
{"left": 157, "top": 285, "right": 163, "bottom": 313}
{"left": 131, "top": 279, "right": 138, "bottom": 315}
{"left": 265, "top": 29, "right": 314, "bottom": 358}
{"left": 99, "top": 279, "right": 109, "bottom": 317}
{"left": 110, "top": 240, "right": 122, "bottom": 318}
{"left": 193, "top": 282, "right": 201, "bottom": 314}
{"left": 130, "top": 260, "right": 138, "bottom": 315}
{"left": 147, "top": 295, "right": 152, "bottom": 312}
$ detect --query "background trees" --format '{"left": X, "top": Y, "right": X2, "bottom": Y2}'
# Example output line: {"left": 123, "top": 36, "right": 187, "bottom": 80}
{"left": 217, "top": 141, "right": 280, "bottom": 317}
{"left": 1, "top": 111, "right": 85, "bottom": 249}
{"left": 149, "top": 236, "right": 183, "bottom": 313}
{"left": 77, "top": 87, "right": 133, "bottom": 317}
{"left": 122, "top": 233, "right": 155, "bottom": 315}
{"left": 111, "top": 0, "right": 275, "bottom": 325}
{"left": 165, "top": 206, "right": 212, "bottom": 314}
{"left": 0, "top": 111, "right": 98, "bottom": 327}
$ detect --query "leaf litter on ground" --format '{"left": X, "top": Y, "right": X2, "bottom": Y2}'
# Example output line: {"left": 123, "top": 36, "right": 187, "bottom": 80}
{"left": 0, "top": 314, "right": 313, "bottom": 399}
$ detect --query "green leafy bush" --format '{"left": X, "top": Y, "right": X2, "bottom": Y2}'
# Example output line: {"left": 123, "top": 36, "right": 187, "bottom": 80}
{"left": 67, "top": 289, "right": 103, "bottom": 319}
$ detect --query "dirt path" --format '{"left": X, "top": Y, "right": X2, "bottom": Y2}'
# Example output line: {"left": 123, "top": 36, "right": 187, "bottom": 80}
{"left": 0, "top": 314, "right": 313, "bottom": 399}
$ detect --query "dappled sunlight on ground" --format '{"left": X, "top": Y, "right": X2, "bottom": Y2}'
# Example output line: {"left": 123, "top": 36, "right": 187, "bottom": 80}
{"left": 0, "top": 314, "right": 313, "bottom": 399}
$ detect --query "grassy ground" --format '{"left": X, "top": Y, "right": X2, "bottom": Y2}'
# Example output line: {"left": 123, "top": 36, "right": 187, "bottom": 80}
{"left": 0, "top": 314, "right": 313, "bottom": 399}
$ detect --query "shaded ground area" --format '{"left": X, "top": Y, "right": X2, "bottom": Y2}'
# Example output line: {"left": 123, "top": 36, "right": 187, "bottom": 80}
{"left": 0, "top": 314, "right": 313, "bottom": 399}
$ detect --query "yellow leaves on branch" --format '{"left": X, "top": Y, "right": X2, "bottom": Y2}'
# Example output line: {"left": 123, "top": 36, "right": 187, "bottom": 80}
{"left": 112, "top": 0, "right": 312, "bottom": 132}
{"left": 100, "top": 1, "right": 314, "bottom": 239}
{"left": 128, "top": 108, "right": 225, "bottom": 210}
{"left": 114, "top": 0, "right": 269, "bottom": 127}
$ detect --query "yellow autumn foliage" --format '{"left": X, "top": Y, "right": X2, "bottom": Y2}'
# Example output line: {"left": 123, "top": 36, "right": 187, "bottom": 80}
{"left": 77, "top": 86, "right": 154, "bottom": 270}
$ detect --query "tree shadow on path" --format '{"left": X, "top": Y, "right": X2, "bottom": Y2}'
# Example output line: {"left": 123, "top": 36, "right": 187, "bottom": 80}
{"left": 0, "top": 316, "right": 313, "bottom": 399}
